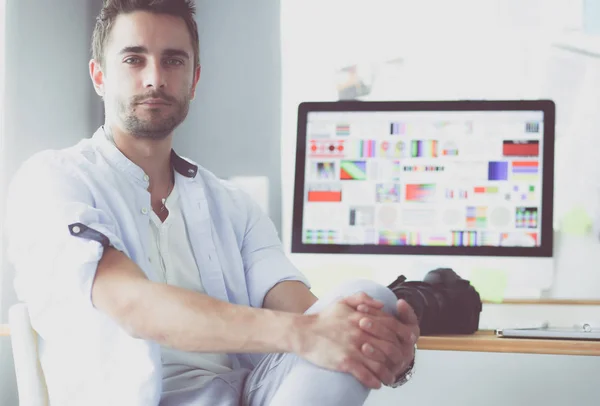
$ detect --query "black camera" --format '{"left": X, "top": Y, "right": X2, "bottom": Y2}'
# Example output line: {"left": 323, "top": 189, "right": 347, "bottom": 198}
{"left": 387, "top": 268, "right": 482, "bottom": 336}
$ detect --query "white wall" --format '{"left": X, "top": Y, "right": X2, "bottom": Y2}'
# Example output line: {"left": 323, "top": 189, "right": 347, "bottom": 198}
{"left": 175, "top": 0, "right": 284, "bottom": 232}
{"left": 0, "top": 1, "right": 102, "bottom": 404}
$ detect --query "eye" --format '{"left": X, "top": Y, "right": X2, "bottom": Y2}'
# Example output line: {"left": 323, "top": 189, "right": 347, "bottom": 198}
{"left": 164, "top": 58, "right": 184, "bottom": 66}
{"left": 124, "top": 56, "right": 142, "bottom": 65}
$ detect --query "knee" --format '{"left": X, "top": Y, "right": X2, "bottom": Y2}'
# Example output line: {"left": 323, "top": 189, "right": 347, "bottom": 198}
{"left": 328, "top": 279, "right": 398, "bottom": 315}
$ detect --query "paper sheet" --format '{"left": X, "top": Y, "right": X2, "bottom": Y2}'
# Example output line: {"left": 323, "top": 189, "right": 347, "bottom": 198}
{"left": 560, "top": 206, "right": 592, "bottom": 236}
{"left": 468, "top": 268, "right": 508, "bottom": 303}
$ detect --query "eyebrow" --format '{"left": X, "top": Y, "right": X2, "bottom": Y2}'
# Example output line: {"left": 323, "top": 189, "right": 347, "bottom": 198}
{"left": 119, "top": 46, "right": 190, "bottom": 59}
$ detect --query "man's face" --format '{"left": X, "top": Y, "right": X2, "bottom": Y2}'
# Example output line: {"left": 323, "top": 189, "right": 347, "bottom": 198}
{"left": 99, "top": 11, "right": 199, "bottom": 140}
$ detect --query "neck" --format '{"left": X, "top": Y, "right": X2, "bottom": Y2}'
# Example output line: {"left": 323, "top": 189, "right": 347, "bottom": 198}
{"left": 104, "top": 123, "right": 173, "bottom": 189}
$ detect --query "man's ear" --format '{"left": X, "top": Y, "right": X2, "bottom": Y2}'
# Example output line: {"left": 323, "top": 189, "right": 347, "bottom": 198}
{"left": 190, "top": 65, "right": 201, "bottom": 101}
{"left": 89, "top": 59, "right": 105, "bottom": 97}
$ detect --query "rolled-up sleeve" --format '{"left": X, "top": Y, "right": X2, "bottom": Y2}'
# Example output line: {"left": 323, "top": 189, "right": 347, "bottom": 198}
{"left": 240, "top": 195, "right": 310, "bottom": 308}
{"left": 6, "top": 152, "right": 126, "bottom": 336}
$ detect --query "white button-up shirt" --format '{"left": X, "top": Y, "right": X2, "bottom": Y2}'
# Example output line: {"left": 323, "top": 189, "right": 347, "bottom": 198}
{"left": 6, "top": 127, "right": 310, "bottom": 406}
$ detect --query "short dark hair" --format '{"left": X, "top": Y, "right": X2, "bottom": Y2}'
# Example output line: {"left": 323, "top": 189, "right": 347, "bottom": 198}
{"left": 92, "top": 0, "right": 200, "bottom": 69}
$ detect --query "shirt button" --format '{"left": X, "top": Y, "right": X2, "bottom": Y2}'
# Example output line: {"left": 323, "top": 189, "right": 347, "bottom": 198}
{"left": 141, "top": 207, "right": 149, "bottom": 215}
{"left": 143, "top": 174, "right": 150, "bottom": 182}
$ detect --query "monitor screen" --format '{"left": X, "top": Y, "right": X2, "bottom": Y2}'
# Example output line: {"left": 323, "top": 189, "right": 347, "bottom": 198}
{"left": 291, "top": 100, "right": 555, "bottom": 257}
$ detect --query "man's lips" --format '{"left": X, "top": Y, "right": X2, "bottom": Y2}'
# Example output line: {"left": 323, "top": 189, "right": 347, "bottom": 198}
{"left": 137, "top": 98, "right": 171, "bottom": 105}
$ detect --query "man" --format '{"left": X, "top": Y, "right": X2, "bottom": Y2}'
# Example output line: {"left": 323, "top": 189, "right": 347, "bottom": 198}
{"left": 6, "top": 1, "right": 419, "bottom": 405}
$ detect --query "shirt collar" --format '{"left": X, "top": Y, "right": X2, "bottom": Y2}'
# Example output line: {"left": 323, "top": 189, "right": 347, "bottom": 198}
{"left": 91, "top": 127, "right": 198, "bottom": 185}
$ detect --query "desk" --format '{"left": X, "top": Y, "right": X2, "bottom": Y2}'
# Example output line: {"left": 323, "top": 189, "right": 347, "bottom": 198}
{"left": 418, "top": 330, "right": 600, "bottom": 356}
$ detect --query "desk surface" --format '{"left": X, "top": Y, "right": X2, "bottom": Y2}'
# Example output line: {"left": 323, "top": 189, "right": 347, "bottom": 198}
{"left": 418, "top": 330, "right": 600, "bottom": 356}
{"left": 3, "top": 325, "right": 598, "bottom": 356}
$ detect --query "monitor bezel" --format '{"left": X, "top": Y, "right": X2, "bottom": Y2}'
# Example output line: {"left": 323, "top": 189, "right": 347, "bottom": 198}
{"left": 291, "top": 100, "right": 555, "bottom": 257}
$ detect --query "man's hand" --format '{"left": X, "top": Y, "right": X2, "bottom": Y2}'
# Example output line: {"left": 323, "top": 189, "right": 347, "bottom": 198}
{"left": 349, "top": 295, "right": 419, "bottom": 382}
{"left": 294, "top": 293, "right": 419, "bottom": 389}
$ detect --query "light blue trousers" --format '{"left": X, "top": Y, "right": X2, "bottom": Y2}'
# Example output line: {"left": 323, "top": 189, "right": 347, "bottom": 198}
{"left": 160, "top": 279, "right": 399, "bottom": 406}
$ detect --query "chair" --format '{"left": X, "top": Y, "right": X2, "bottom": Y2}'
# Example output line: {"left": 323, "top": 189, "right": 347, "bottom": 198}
{"left": 8, "top": 303, "right": 49, "bottom": 406}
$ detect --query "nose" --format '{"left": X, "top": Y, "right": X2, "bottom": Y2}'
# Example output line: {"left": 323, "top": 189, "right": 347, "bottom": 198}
{"left": 143, "top": 60, "right": 166, "bottom": 89}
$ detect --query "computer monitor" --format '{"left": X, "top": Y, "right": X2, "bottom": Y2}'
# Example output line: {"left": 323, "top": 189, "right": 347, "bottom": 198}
{"left": 290, "top": 100, "right": 556, "bottom": 297}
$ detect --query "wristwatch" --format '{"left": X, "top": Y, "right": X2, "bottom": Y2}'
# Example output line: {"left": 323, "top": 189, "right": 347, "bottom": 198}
{"left": 387, "top": 344, "right": 417, "bottom": 388}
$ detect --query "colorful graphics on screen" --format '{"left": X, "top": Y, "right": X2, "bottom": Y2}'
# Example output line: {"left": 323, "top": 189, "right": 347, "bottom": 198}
{"left": 503, "top": 140, "right": 539, "bottom": 157}
{"left": 425, "top": 235, "right": 449, "bottom": 246}
{"left": 515, "top": 207, "right": 538, "bottom": 228}
{"left": 379, "top": 141, "right": 406, "bottom": 158}
{"left": 442, "top": 141, "right": 459, "bottom": 156}
{"left": 307, "top": 184, "right": 342, "bottom": 202}
{"left": 390, "top": 122, "right": 407, "bottom": 135}
{"left": 512, "top": 161, "right": 539, "bottom": 181}
{"left": 507, "top": 185, "right": 536, "bottom": 201}
{"left": 446, "top": 188, "right": 469, "bottom": 199}
{"left": 309, "top": 140, "right": 345, "bottom": 157}
{"left": 376, "top": 183, "right": 401, "bottom": 203}
{"left": 500, "top": 232, "right": 538, "bottom": 246}
{"left": 488, "top": 161, "right": 508, "bottom": 181}
{"left": 302, "top": 111, "right": 545, "bottom": 249}
{"left": 349, "top": 207, "right": 375, "bottom": 226}
{"left": 336, "top": 124, "right": 350, "bottom": 136}
{"left": 345, "top": 140, "right": 377, "bottom": 158}
{"left": 466, "top": 206, "right": 488, "bottom": 228}
{"left": 379, "top": 231, "right": 420, "bottom": 246}
{"left": 403, "top": 165, "right": 445, "bottom": 172}
{"left": 474, "top": 186, "right": 499, "bottom": 195}
{"left": 304, "top": 229, "right": 338, "bottom": 244}
{"left": 452, "top": 231, "right": 478, "bottom": 246}
{"left": 406, "top": 184, "right": 436, "bottom": 202}
{"left": 312, "top": 162, "right": 336, "bottom": 180}
{"left": 340, "top": 160, "right": 367, "bottom": 180}
{"left": 411, "top": 140, "right": 438, "bottom": 158}
{"left": 525, "top": 122, "right": 540, "bottom": 133}
{"left": 392, "top": 160, "right": 402, "bottom": 180}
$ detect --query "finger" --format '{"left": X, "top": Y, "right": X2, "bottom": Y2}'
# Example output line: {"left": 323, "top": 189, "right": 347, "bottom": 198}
{"left": 361, "top": 338, "right": 404, "bottom": 367}
{"left": 363, "top": 336, "right": 412, "bottom": 380}
{"left": 361, "top": 342, "right": 387, "bottom": 364}
{"left": 362, "top": 311, "right": 417, "bottom": 344}
{"left": 356, "top": 303, "right": 386, "bottom": 315}
{"left": 342, "top": 358, "right": 382, "bottom": 389}
{"left": 361, "top": 341, "right": 405, "bottom": 369}
{"left": 358, "top": 316, "right": 398, "bottom": 344}
{"left": 396, "top": 299, "right": 419, "bottom": 326}
{"left": 342, "top": 292, "right": 385, "bottom": 310}
{"left": 361, "top": 357, "right": 396, "bottom": 387}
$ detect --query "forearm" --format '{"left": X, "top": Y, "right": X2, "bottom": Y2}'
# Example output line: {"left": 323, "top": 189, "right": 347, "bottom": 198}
{"left": 92, "top": 247, "right": 308, "bottom": 354}
{"left": 126, "top": 281, "right": 308, "bottom": 354}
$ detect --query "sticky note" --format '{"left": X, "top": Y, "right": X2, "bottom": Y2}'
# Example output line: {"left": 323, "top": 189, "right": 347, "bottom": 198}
{"left": 468, "top": 268, "right": 508, "bottom": 303}
{"left": 560, "top": 206, "right": 592, "bottom": 236}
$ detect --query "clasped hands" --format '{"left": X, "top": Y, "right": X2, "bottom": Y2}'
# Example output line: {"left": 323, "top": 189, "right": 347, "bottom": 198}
{"left": 299, "top": 292, "right": 420, "bottom": 389}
